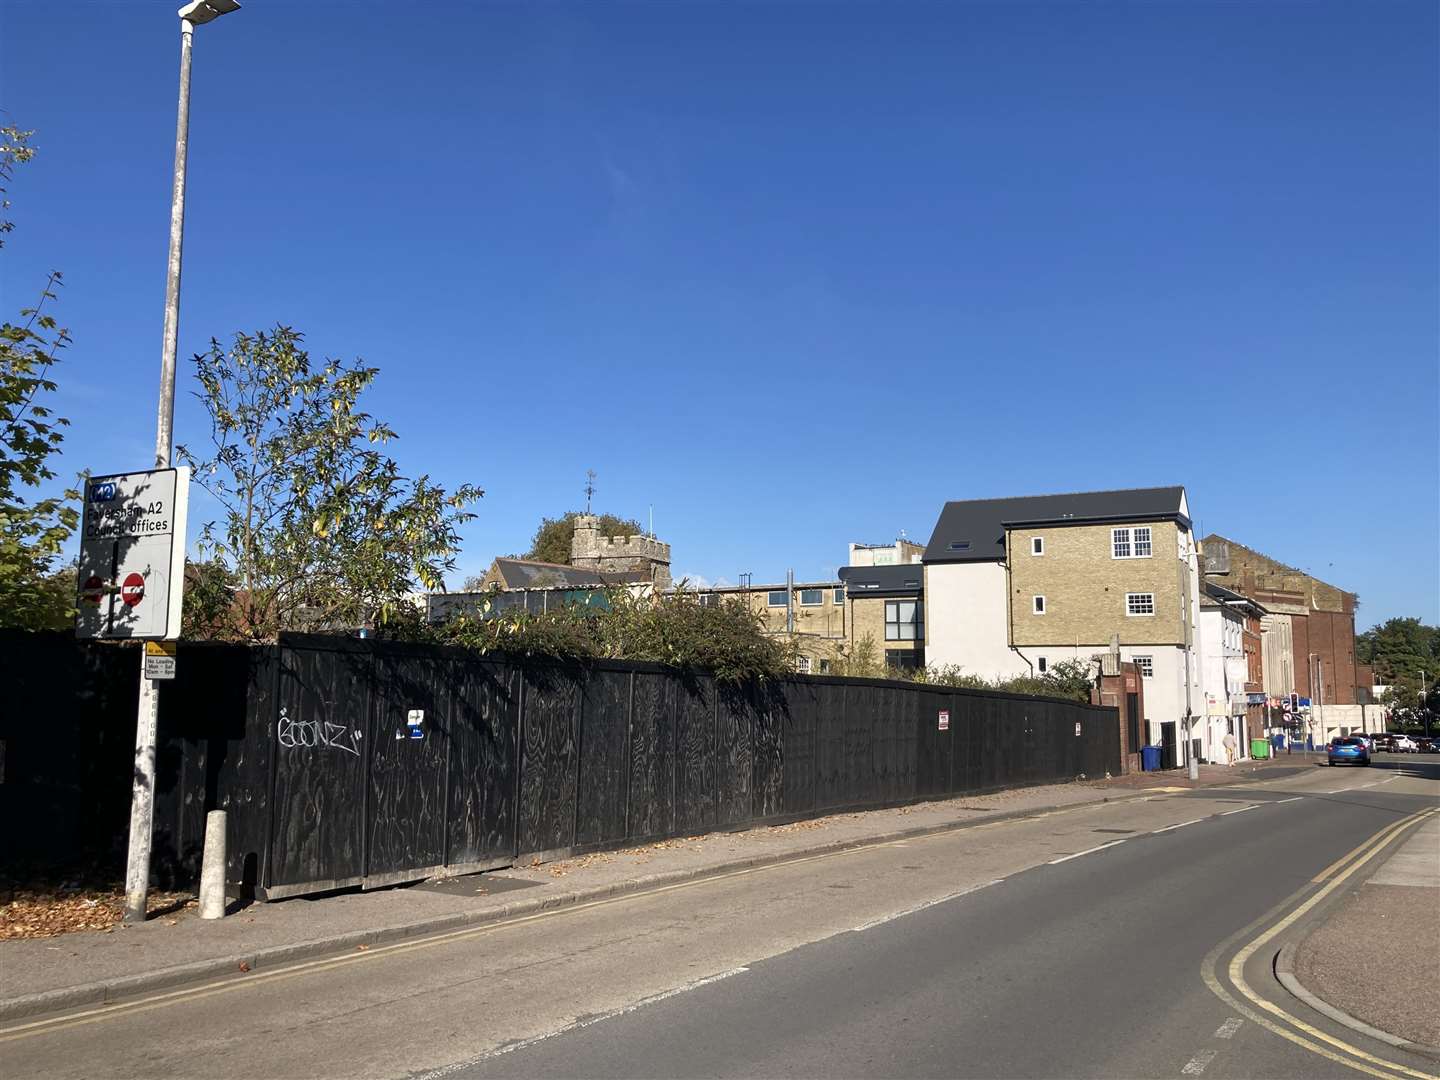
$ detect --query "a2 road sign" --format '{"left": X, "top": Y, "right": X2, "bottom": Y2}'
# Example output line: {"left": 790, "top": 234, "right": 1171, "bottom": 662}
{"left": 74, "top": 467, "right": 190, "bottom": 641}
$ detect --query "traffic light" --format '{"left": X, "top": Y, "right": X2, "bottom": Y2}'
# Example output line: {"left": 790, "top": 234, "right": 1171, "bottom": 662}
{"left": 1289, "top": 692, "right": 1299, "bottom": 712}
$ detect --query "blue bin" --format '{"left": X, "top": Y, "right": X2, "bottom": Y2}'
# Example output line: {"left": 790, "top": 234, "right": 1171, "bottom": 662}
{"left": 1141, "top": 745, "right": 1163, "bottom": 772}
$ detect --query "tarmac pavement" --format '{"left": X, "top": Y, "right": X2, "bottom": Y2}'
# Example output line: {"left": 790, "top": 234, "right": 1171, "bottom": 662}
{"left": 1291, "top": 812, "right": 1440, "bottom": 1050}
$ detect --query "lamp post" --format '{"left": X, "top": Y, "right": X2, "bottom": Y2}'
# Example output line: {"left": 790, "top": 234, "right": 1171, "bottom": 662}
{"left": 122, "top": 0, "right": 241, "bottom": 927}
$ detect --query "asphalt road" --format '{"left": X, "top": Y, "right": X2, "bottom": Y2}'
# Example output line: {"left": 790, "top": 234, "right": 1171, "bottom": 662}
{"left": 3, "top": 759, "right": 1436, "bottom": 1080}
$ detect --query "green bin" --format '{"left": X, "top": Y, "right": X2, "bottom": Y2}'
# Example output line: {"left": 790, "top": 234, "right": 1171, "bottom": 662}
{"left": 1250, "top": 737, "right": 1270, "bottom": 760}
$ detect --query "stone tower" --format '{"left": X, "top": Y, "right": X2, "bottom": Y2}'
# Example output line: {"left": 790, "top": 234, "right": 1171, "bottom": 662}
{"left": 570, "top": 515, "right": 672, "bottom": 589}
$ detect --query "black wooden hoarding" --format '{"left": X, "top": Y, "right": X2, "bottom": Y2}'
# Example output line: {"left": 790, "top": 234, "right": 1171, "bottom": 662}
{"left": 1, "top": 632, "right": 1121, "bottom": 900}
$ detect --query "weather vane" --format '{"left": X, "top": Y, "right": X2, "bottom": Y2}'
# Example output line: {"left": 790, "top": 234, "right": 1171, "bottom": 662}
{"left": 584, "top": 469, "right": 597, "bottom": 513}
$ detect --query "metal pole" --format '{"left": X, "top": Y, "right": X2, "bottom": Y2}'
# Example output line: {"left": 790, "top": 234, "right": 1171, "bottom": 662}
{"left": 154, "top": 19, "right": 193, "bottom": 471}
{"left": 123, "top": 17, "right": 195, "bottom": 926}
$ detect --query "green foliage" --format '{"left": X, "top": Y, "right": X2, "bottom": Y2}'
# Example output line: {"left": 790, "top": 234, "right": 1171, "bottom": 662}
{"left": 175, "top": 327, "right": 483, "bottom": 640}
{"left": 180, "top": 559, "right": 239, "bottom": 639}
{"left": 906, "top": 658, "right": 1095, "bottom": 703}
{"left": 433, "top": 585, "right": 792, "bottom": 682}
{"left": 832, "top": 632, "right": 883, "bottom": 678}
{"left": 1356, "top": 617, "right": 1439, "bottom": 682}
{"left": 1, "top": 124, "right": 80, "bottom": 630}
{"left": 524, "top": 511, "right": 644, "bottom": 565}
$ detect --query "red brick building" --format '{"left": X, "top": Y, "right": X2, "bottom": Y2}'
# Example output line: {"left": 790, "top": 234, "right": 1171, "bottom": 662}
{"left": 1201, "top": 535, "right": 1360, "bottom": 706}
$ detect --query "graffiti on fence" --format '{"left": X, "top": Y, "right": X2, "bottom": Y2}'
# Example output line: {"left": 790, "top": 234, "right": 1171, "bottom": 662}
{"left": 277, "top": 706, "right": 363, "bottom": 756}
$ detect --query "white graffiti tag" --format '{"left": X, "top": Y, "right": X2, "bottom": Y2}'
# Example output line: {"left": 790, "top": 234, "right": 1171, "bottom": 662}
{"left": 276, "top": 707, "right": 363, "bottom": 756}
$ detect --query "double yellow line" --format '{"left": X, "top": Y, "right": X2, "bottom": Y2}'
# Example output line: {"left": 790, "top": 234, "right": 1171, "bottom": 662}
{"left": 1202, "top": 804, "right": 1440, "bottom": 1080}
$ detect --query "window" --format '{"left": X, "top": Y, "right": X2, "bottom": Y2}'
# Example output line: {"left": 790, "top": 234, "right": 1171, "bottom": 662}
{"left": 885, "top": 600, "right": 924, "bottom": 640}
{"left": 948, "top": 540, "right": 971, "bottom": 551}
{"left": 795, "top": 656, "right": 812, "bottom": 674}
{"left": 1037, "top": 656, "right": 1048, "bottom": 673}
{"left": 1031, "top": 536, "right": 1044, "bottom": 556}
{"left": 885, "top": 650, "right": 922, "bottom": 671}
{"left": 1132, "top": 655, "right": 1154, "bottom": 677}
{"left": 833, "top": 587, "right": 845, "bottom": 604}
{"left": 818, "top": 659, "right": 832, "bottom": 674}
{"left": 1113, "top": 526, "right": 1153, "bottom": 559}
{"left": 767, "top": 590, "right": 787, "bottom": 607}
{"left": 1032, "top": 595, "right": 1046, "bottom": 615}
{"left": 1126, "top": 593, "right": 1155, "bottom": 616}
{"left": 799, "top": 588, "right": 823, "bottom": 606}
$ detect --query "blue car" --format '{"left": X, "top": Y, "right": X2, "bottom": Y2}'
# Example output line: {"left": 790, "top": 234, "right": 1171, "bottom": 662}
{"left": 1327, "top": 737, "right": 1370, "bottom": 766}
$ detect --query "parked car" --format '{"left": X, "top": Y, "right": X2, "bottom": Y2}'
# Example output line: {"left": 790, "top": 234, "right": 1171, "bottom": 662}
{"left": 1391, "top": 734, "right": 1418, "bottom": 753}
{"left": 1419, "top": 737, "right": 1440, "bottom": 754}
{"left": 1370, "top": 733, "right": 1395, "bottom": 752}
{"left": 1327, "top": 737, "right": 1370, "bottom": 766}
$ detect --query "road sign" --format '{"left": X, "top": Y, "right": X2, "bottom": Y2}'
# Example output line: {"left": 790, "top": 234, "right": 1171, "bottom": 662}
{"left": 938, "top": 709, "right": 950, "bottom": 731}
{"left": 144, "top": 640, "right": 177, "bottom": 680}
{"left": 1075, "top": 722, "right": 1082, "bottom": 737}
{"left": 75, "top": 467, "right": 190, "bottom": 640}
{"left": 121, "top": 573, "right": 146, "bottom": 607}
{"left": 81, "top": 575, "right": 105, "bottom": 606}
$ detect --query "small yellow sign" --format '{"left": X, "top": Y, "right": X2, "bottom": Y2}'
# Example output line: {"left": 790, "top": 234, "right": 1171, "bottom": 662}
{"left": 144, "top": 640, "right": 177, "bottom": 680}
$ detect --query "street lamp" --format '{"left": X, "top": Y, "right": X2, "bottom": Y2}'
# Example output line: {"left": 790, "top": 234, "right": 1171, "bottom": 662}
{"left": 122, "top": 0, "right": 240, "bottom": 927}
{"left": 152, "top": 0, "right": 241, "bottom": 470}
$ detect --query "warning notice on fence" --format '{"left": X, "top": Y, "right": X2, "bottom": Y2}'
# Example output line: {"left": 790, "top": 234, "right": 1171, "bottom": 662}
{"left": 938, "top": 710, "right": 950, "bottom": 731}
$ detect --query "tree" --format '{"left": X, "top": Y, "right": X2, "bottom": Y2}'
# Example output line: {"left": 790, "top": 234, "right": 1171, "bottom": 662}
{"left": 523, "top": 511, "right": 644, "bottom": 565}
{"left": 1, "top": 124, "right": 79, "bottom": 630}
{"left": 175, "top": 327, "right": 482, "bottom": 640}
{"left": 1356, "top": 617, "right": 1440, "bottom": 683}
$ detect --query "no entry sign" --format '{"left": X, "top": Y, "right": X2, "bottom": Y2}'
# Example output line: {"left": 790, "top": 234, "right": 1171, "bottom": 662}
{"left": 81, "top": 575, "right": 105, "bottom": 606}
{"left": 121, "top": 573, "right": 146, "bottom": 607}
{"left": 74, "top": 467, "right": 189, "bottom": 640}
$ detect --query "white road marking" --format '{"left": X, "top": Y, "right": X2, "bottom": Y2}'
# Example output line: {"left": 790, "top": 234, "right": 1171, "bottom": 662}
{"left": 1275, "top": 796, "right": 1303, "bottom": 803}
{"left": 1214, "top": 1017, "right": 1244, "bottom": 1039}
{"left": 1047, "top": 840, "right": 1126, "bottom": 864}
{"left": 431, "top": 966, "right": 751, "bottom": 1072}
{"left": 848, "top": 879, "right": 1004, "bottom": 932}
{"left": 1153, "top": 818, "right": 1205, "bottom": 834}
{"left": 1220, "top": 805, "right": 1258, "bottom": 817}
{"left": 1181, "top": 1048, "right": 1218, "bottom": 1074}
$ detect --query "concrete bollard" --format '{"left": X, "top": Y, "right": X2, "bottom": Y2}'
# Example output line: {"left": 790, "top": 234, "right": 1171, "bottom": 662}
{"left": 199, "top": 809, "right": 228, "bottom": 920}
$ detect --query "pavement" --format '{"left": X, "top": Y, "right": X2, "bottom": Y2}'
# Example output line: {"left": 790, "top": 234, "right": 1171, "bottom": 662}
{"left": 0, "top": 758, "right": 1317, "bottom": 1021}
{"left": 4, "top": 759, "right": 1432, "bottom": 1079}
{"left": 1290, "top": 811, "right": 1440, "bottom": 1051}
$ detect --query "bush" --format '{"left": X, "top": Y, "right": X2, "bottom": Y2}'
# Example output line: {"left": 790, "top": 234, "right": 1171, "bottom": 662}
{"left": 905, "top": 658, "right": 1094, "bottom": 703}
{"left": 430, "top": 586, "right": 792, "bottom": 683}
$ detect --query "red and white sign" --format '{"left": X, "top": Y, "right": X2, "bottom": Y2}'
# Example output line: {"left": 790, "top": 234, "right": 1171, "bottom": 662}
{"left": 938, "top": 710, "right": 950, "bottom": 731}
{"left": 81, "top": 575, "right": 105, "bottom": 606}
{"left": 120, "top": 572, "right": 146, "bottom": 607}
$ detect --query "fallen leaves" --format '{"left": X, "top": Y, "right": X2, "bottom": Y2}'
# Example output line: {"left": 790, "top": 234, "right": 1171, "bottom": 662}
{"left": 237, "top": 960, "right": 251, "bottom": 973}
{"left": 0, "top": 889, "right": 196, "bottom": 941}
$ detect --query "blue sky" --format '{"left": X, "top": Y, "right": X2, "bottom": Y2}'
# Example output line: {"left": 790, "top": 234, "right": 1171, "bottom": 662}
{"left": 3, "top": 0, "right": 1436, "bottom": 629}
